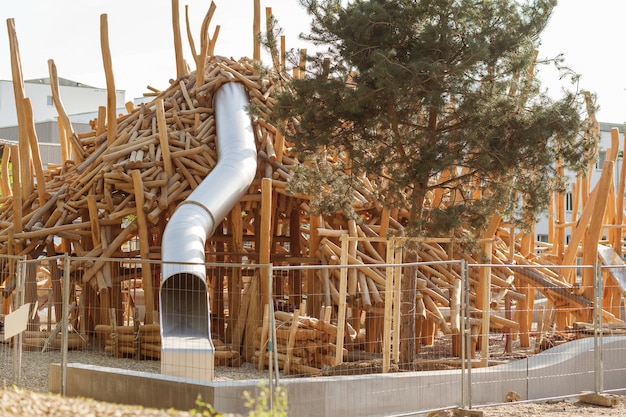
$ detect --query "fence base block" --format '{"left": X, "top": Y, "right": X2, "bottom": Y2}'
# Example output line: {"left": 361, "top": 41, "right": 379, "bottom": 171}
{"left": 427, "top": 409, "right": 483, "bottom": 417}
{"left": 579, "top": 392, "right": 621, "bottom": 407}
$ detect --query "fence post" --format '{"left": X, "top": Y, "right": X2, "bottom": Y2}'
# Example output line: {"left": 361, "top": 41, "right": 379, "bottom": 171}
{"left": 267, "top": 263, "right": 279, "bottom": 410}
{"left": 593, "top": 262, "right": 604, "bottom": 394}
{"left": 61, "top": 254, "right": 71, "bottom": 396}
{"left": 460, "top": 259, "right": 472, "bottom": 409}
{"left": 12, "top": 256, "right": 26, "bottom": 383}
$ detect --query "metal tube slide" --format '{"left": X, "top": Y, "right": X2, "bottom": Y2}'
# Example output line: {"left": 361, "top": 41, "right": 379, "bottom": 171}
{"left": 159, "top": 82, "right": 257, "bottom": 380}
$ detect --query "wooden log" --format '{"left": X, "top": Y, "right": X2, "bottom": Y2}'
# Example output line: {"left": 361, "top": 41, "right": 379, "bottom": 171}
{"left": 259, "top": 178, "right": 272, "bottom": 306}
{"left": 100, "top": 14, "right": 117, "bottom": 147}
{"left": 284, "top": 308, "right": 300, "bottom": 374}
{"left": 422, "top": 294, "right": 451, "bottom": 334}
{"left": 0, "top": 146, "right": 11, "bottom": 197}
{"left": 23, "top": 97, "right": 47, "bottom": 205}
{"left": 155, "top": 98, "right": 174, "bottom": 176}
{"left": 48, "top": 59, "right": 83, "bottom": 162}
{"left": 320, "top": 238, "right": 386, "bottom": 286}
{"left": 81, "top": 222, "right": 138, "bottom": 283}
{"left": 450, "top": 278, "right": 462, "bottom": 333}
{"left": 257, "top": 303, "right": 270, "bottom": 371}
{"left": 581, "top": 160, "right": 615, "bottom": 300}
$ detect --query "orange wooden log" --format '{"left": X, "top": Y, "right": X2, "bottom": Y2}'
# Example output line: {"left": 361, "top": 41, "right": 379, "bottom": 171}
{"left": 100, "top": 14, "right": 117, "bottom": 146}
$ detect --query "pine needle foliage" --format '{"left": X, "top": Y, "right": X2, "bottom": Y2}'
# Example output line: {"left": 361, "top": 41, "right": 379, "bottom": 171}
{"left": 270, "top": 0, "right": 598, "bottom": 238}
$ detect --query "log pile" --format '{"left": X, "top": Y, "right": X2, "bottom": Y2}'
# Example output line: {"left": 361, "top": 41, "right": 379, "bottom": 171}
{"left": 94, "top": 322, "right": 242, "bottom": 365}
{"left": 138, "top": 324, "right": 162, "bottom": 360}
{"left": 251, "top": 307, "right": 351, "bottom": 376}
{"left": 95, "top": 324, "right": 138, "bottom": 358}
{"left": 23, "top": 330, "right": 85, "bottom": 351}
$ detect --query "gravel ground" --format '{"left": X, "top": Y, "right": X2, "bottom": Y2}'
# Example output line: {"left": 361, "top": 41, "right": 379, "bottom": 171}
{"left": 0, "top": 339, "right": 270, "bottom": 393}
{"left": 479, "top": 395, "right": 626, "bottom": 416}
{"left": 0, "top": 337, "right": 269, "bottom": 416}
{"left": 3, "top": 338, "right": 626, "bottom": 416}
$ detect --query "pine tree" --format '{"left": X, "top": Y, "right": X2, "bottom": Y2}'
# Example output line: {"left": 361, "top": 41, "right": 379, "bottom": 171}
{"left": 270, "top": 0, "right": 597, "bottom": 238}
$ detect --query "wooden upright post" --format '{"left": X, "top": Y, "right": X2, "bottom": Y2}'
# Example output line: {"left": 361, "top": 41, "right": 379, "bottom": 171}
{"left": 259, "top": 178, "right": 272, "bottom": 306}
{"left": 100, "top": 14, "right": 117, "bottom": 147}
{"left": 7, "top": 18, "right": 33, "bottom": 198}
{"left": 253, "top": 0, "right": 261, "bottom": 61}
{"left": 131, "top": 170, "right": 155, "bottom": 324}
{"left": 171, "top": 0, "right": 185, "bottom": 79}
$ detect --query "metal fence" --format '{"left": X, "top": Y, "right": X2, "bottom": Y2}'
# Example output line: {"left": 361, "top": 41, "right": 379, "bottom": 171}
{"left": 1, "top": 254, "right": 625, "bottom": 416}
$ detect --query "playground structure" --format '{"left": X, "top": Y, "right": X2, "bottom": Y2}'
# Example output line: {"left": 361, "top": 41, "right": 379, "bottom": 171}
{"left": 1, "top": 0, "right": 625, "bottom": 381}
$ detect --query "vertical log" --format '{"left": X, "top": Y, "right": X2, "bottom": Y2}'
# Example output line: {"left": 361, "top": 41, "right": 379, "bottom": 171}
{"left": 347, "top": 220, "right": 358, "bottom": 296}
{"left": 7, "top": 18, "right": 33, "bottom": 198}
{"left": 228, "top": 203, "right": 244, "bottom": 342}
{"left": 280, "top": 35, "right": 286, "bottom": 74}
{"left": 259, "top": 178, "right": 272, "bottom": 306}
{"left": 100, "top": 14, "right": 117, "bottom": 146}
{"left": 399, "top": 250, "right": 417, "bottom": 370}
{"left": 131, "top": 170, "right": 155, "bottom": 324}
{"left": 334, "top": 235, "right": 348, "bottom": 365}
{"left": 307, "top": 214, "right": 323, "bottom": 318}
{"left": 613, "top": 129, "right": 626, "bottom": 257}
{"left": 185, "top": 1, "right": 217, "bottom": 89}
{"left": 212, "top": 224, "right": 226, "bottom": 340}
{"left": 554, "top": 160, "right": 565, "bottom": 260}
{"left": 155, "top": 98, "right": 174, "bottom": 177}
{"left": 515, "top": 281, "right": 533, "bottom": 347}
{"left": 0, "top": 145, "right": 11, "bottom": 197}
{"left": 257, "top": 303, "right": 270, "bottom": 370}
{"left": 10, "top": 145, "right": 23, "bottom": 251}
{"left": 289, "top": 206, "right": 302, "bottom": 307}
{"left": 48, "top": 60, "right": 82, "bottom": 162}
{"left": 87, "top": 194, "right": 101, "bottom": 246}
{"left": 253, "top": 0, "right": 261, "bottom": 61}
{"left": 23, "top": 98, "right": 47, "bottom": 205}
{"left": 477, "top": 239, "right": 492, "bottom": 366}
{"left": 298, "top": 48, "right": 307, "bottom": 79}
{"left": 171, "top": 0, "right": 185, "bottom": 79}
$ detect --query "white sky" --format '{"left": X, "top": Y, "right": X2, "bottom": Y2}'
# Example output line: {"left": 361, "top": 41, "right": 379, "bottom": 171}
{"left": 0, "top": 1, "right": 624, "bottom": 123}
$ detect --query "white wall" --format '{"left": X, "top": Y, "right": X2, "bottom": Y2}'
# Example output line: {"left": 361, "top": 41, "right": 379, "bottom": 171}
{"left": 0, "top": 79, "right": 125, "bottom": 127}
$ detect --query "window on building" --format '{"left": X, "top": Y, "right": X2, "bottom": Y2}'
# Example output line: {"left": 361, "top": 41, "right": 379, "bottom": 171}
{"left": 595, "top": 150, "right": 606, "bottom": 170}
{"left": 537, "top": 234, "right": 549, "bottom": 243}
{"left": 47, "top": 95, "right": 54, "bottom": 106}
{"left": 565, "top": 192, "right": 573, "bottom": 212}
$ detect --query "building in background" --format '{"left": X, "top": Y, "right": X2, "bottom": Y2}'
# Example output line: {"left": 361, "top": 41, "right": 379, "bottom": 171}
{"left": 535, "top": 121, "right": 625, "bottom": 244}
{"left": 0, "top": 77, "right": 125, "bottom": 128}
{"left": 0, "top": 77, "right": 127, "bottom": 168}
